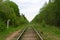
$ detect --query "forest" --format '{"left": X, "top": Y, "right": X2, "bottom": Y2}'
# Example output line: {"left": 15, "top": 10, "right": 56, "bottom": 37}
{"left": 31, "top": 0, "right": 60, "bottom": 40}
{"left": 0, "top": 0, "right": 28, "bottom": 32}
{"left": 0, "top": 0, "right": 60, "bottom": 40}
{"left": 33, "top": 0, "right": 60, "bottom": 26}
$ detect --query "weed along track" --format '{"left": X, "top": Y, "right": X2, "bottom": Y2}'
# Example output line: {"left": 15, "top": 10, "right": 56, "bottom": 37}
{"left": 17, "top": 27, "right": 43, "bottom": 40}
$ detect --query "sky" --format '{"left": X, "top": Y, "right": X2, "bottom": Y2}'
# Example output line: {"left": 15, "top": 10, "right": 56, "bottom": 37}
{"left": 10, "top": 0, "right": 49, "bottom": 22}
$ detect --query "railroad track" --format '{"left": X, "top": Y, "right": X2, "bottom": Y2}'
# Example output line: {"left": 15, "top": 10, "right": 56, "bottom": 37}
{"left": 17, "top": 27, "right": 43, "bottom": 40}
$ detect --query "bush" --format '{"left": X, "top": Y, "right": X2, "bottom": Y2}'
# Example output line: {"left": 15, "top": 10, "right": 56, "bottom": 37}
{"left": 0, "top": 20, "right": 6, "bottom": 32}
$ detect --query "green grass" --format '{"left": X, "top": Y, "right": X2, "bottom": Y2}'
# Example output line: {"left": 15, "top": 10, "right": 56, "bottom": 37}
{"left": 30, "top": 23, "right": 60, "bottom": 40}
{"left": 0, "top": 24, "right": 27, "bottom": 40}
{"left": 0, "top": 23, "right": 60, "bottom": 40}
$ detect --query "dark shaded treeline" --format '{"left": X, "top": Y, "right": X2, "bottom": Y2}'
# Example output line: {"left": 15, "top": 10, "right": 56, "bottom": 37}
{"left": 0, "top": 0, "right": 28, "bottom": 32}
{"left": 32, "top": 0, "right": 60, "bottom": 26}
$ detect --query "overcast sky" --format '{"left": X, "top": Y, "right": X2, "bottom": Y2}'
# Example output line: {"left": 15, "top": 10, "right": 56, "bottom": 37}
{"left": 10, "top": 0, "right": 49, "bottom": 22}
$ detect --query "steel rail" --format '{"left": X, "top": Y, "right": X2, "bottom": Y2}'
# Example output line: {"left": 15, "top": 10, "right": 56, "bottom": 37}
{"left": 32, "top": 27, "right": 43, "bottom": 40}
{"left": 17, "top": 27, "right": 43, "bottom": 40}
{"left": 17, "top": 27, "right": 27, "bottom": 40}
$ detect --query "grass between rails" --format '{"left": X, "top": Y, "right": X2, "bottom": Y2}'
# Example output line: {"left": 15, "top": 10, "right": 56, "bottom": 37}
{"left": 30, "top": 23, "right": 60, "bottom": 40}
{"left": 0, "top": 24, "right": 27, "bottom": 40}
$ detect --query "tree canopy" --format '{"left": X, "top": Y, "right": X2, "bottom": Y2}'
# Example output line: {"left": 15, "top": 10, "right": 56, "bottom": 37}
{"left": 0, "top": 0, "right": 28, "bottom": 31}
{"left": 32, "top": 0, "right": 60, "bottom": 26}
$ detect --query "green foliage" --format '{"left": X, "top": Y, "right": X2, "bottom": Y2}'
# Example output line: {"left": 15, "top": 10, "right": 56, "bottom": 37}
{"left": 0, "top": 20, "right": 6, "bottom": 32}
{"left": 33, "top": 0, "right": 60, "bottom": 26}
{"left": 34, "top": 23, "right": 60, "bottom": 40}
{"left": 0, "top": 0, "right": 28, "bottom": 32}
{"left": 0, "top": 0, "right": 28, "bottom": 40}
{"left": 4, "top": 1, "right": 20, "bottom": 16}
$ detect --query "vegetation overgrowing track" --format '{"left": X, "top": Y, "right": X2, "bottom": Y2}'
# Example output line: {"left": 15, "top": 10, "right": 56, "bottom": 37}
{"left": 17, "top": 27, "right": 43, "bottom": 40}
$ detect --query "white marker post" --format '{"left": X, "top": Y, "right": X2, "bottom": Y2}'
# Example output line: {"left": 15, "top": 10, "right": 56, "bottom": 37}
{"left": 7, "top": 19, "right": 10, "bottom": 29}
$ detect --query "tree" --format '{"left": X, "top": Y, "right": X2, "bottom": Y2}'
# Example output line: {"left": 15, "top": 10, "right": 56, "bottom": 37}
{"left": 32, "top": 0, "right": 60, "bottom": 26}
